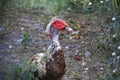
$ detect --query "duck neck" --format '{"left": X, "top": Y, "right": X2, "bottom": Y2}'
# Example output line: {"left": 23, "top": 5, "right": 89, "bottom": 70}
{"left": 51, "top": 26, "right": 60, "bottom": 46}
{"left": 47, "top": 26, "right": 61, "bottom": 55}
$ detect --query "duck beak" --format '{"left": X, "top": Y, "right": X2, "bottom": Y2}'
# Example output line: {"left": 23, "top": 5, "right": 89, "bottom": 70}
{"left": 65, "top": 27, "right": 73, "bottom": 33}
{"left": 65, "top": 27, "right": 79, "bottom": 36}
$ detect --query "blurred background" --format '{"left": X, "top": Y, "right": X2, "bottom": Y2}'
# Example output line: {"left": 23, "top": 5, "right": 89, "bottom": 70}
{"left": 0, "top": 0, "right": 120, "bottom": 80}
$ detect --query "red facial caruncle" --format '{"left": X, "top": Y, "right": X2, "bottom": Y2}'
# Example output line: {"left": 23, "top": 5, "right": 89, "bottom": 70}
{"left": 49, "top": 19, "right": 68, "bottom": 39}
{"left": 51, "top": 19, "right": 68, "bottom": 30}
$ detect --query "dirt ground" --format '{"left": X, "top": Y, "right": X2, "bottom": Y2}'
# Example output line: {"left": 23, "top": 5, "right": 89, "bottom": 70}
{"left": 0, "top": 10, "right": 108, "bottom": 80}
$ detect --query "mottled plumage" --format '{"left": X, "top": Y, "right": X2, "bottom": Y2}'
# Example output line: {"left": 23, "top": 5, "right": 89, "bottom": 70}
{"left": 29, "top": 17, "right": 73, "bottom": 80}
{"left": 29, "top": 53, "right": 46, "bottom": 78}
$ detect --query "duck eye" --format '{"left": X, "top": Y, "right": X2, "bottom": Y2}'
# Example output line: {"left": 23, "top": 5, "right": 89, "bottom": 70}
{"left": 62, "top": 27, "right": 66, "bottom": 30}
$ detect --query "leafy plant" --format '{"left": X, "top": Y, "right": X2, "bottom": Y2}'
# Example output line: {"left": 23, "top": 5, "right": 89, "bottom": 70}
{"left": 21, "top": 31, "right": 32, "bottom": 50}
{"left": 21, "top": 32, "right": 31, "bottom": 46}
{"left": 6, "top": 61, "right": 39, "bottom": 80}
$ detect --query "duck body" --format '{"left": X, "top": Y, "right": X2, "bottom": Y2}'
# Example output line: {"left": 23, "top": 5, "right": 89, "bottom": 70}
{"left": 29, "top": 18, "right": 73, "bottom": 80}
{"left": 45, "top": 48, "right": 66, "bottom": 80}
{"left": 44, "top": 26, "right": 66, "bottom": 80}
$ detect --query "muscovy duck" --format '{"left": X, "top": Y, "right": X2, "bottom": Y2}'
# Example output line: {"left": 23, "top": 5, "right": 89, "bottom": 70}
{"left": 29, "top": 17, "right": 73, "bottom": 80}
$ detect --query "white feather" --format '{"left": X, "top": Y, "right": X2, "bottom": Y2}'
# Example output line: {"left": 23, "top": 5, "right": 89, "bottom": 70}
{"left": 45, "top": 17, "right": 58, "bottom": 34}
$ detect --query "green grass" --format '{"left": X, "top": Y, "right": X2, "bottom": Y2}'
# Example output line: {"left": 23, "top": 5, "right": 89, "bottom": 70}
{"left": 1, "top": 0, "right": 120, "bottom": 15}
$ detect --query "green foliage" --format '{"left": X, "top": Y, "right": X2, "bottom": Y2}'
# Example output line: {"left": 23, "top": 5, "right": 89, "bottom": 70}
{"left": 0, "top": 0, "right": 120, "bottom": 15}
{"left": 0, "top": 0, "right": 9, "bottom": 9}
{"left": 21, "top": 31, "right": 31, "bottom": 46}
{"left": 6, "top": 61, "right": 39, "bottom": 80}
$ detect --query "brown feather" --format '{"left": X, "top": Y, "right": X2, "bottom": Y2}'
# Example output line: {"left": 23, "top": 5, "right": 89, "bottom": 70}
{"left": 45, "top": 49, "right": 66, "bottom": 80}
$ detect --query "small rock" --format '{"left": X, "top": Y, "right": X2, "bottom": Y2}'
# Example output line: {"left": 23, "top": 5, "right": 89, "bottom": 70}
{"left": 100, "top": 1, "right": 104, "bottom": 3}
{"left": 65, "top": 46, "right": 69, "bottom": 49}
{"left": 9, "top": 45, "right": 13, "bottom": 49}
{"left": 112, "top": 34, "right": 117, "bottom": 38}
{"left": 20, "top": 27, "right": 24, "bottom": 31}
{"left": 81, "top": 62, "right": 87, "bottom": 66}
{"left": 84, "top": 50, "right": 91, "bottom": 58}
{"left": 75, "top": 50, "right": 79, "bottom": 53}
{"left": 117, "top": 56, "right": 120, "bottom": 59}
{"left": 112, "top": 69, "right": 117, "bottom": 73}
{"left": 69, "top": 36, "right": 73, "bottom": 40}
{"left": 100, "top": 67, "right": 104, "bottom": 70}
{"left": 117, "top": 46, "right": 120, "bottom": 50}
{"left": 88, "top": 2, "right": 92, "bottom": 6}
{"left": 17, "top": 39, "right": 23, "bottom": 43}
{"left": 84, "top": 67, "right": 89, "bottom": 71}
{"left": 112, "top": 17, "right": 116, "bottom": 21}
{"left": 112, "top": 52, "right": 116, "bottom": 56}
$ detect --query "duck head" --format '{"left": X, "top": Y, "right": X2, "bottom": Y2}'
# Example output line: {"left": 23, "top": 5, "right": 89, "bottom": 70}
{"left": 45, "top": 18, "right": 73, "bottom": 40}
